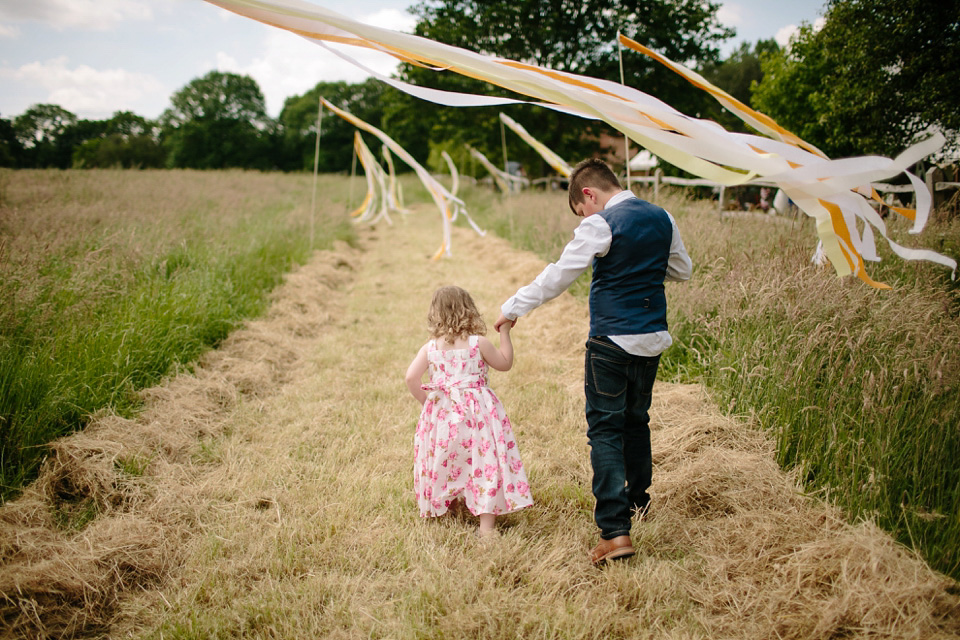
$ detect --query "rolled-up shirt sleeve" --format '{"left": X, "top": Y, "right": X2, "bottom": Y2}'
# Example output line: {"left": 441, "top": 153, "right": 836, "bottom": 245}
{"left": 501, "top": 215, "right": 612, "bottom": 320}
{"left": 665, "top": 212, "right": 693, "bottom": 282}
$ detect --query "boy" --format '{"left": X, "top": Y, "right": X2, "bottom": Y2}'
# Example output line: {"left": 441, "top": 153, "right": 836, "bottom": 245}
{"left": 494, "top": 158, "right": 692, "bottom": 564}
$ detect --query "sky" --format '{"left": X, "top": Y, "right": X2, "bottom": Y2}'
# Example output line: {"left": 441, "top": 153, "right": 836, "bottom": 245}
{"left": 0, "top": 0, "right": 829, "bottom": 122}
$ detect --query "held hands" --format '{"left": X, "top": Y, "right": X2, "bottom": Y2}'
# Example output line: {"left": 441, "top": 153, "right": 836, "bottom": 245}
{"left": 483, "top": 314, "right": 515, "bottom": 371}
{"left": 494, "top": 313, "right": 516, "bottom": 333}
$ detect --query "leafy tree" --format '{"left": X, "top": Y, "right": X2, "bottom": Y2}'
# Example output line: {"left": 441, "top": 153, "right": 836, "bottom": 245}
{"left": 391, "top": 0, "right": 733, "bottom": 176}
{"left": 58, "top": 119, "right": 110, "bottom": 166}
{"left": 13, "top": 104, "right": 77, "bottom": 148}
{"left": 411, "top": 0, "right": 731, "bottom": 104}
{"left": 752, "top": 0, "right": 960, "bottom": 159}
{"left": 0, "top": 117, "right": 23, "bottom": 167}
{"left": 161, "top": 71, "right": 274, "bottom": 169}
{"left": 103, "top": 110, "right": 154, "bottom": 138}
{"left": 13, "top": 104, "right": 78, "bottom": 168}
{"left": 699, "top": 39, "right": 779, "bottom": 133}
{"left": 278, "top": 79, "right": 388, "bottom": 173}
{"left": 162, "top": 71, "right": 271, "bottom": 129}
{"left": 72, "top": 112, "right": 165, "bottom": 168}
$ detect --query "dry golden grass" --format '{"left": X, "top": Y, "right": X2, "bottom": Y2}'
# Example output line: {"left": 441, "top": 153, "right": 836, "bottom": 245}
{"left": 1, "top": 198, "right": 959, "bottom": 638}
{"left": 473, "top": 186, "right": 960, "bottom": 580}
{"left": 0, "top": 169, "right": 321, "bottom": 306}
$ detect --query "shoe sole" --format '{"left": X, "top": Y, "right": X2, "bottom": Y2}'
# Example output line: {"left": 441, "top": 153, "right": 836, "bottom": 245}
{"left": 593, "top": 546, "right": 636, "bottom": 565}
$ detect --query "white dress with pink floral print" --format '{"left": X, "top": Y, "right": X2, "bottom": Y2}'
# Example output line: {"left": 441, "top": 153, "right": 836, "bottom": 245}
{"left": 414, "top": 336, "right": 533, "bottom": 518}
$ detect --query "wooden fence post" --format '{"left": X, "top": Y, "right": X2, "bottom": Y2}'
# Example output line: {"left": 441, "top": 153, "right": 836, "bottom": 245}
{"left": 654, "top": 168, "right": 662, "bottom": 202}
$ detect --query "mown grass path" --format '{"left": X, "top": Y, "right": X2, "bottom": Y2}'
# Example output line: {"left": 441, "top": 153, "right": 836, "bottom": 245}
{"left": 5, "top": 208, "right": 959, "bottom": 638}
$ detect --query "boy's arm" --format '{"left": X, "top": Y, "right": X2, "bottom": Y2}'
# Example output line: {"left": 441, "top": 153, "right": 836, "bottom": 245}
{"left": 501, "top": 215, "right": 611, "bottom": 321}
{"left": 665, "top": 213, "right": 693, "bottom": 282}
{"left": 404, "top": 343, "right": 429, "bottom": 405}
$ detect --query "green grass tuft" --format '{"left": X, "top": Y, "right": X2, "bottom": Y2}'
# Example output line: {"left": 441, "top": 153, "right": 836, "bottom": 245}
{"left": 0, "top": 169, "right": 356, "bottom": 500}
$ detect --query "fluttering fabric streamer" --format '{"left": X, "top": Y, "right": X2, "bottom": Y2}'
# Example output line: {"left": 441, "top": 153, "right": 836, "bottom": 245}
{"left": 381, "top": 145, "right": 409, "bottom": 213}
{"left": 349, "top": 131, "right": 379, "bottom": 222}
{"left": 466, "top": 144, "right": 529, "bottom": 193}
{"left": 440, "top": 150, "right": 460, "bottom": 197}
{"left": 351, "top": 131, "right": 394, "bottom": 224}
{"left": 616, "top": 34, "right": 954, "bottom": 287}
{"left": 205, "top": 0, "right": 956, "bottom": 286}
{"left": 499, "top": 112, "right": 572, "bottom": 178}
{"left": 320, "top": 97, "right": 484, "bottom": 259}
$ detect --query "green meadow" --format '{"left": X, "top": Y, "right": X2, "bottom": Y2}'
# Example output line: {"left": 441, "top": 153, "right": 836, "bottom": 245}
{"left": 0, "top": 169, "right": 355, "bottom": 498}
{"left": 2, "top": 169, "right": 958, "bottom": 583}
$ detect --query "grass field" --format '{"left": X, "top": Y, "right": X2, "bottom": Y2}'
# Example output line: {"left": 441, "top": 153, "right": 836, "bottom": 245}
{"left": 468, "top": 184, "right": 960, "bottom": 581}
{"left": 1, "top": 171, "right": 959, "bottom": 638}
{"left": 0, "top": 169, "right": 355, "bottom": 499}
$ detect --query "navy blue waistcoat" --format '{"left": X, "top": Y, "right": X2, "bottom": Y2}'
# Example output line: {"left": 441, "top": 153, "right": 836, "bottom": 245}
{"left": 589, "top": 198, "right": 673, "bottom": 337}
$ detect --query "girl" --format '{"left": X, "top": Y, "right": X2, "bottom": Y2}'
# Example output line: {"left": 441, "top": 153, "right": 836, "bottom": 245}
{"left": 405, "top": 285, "right": 532, "bottom": 537}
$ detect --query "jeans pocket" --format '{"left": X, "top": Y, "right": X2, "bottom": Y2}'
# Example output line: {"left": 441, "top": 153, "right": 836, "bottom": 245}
{"left": 638, "top": 357, "right": 660, "bottom": 397}
{"left": 589, "top": 354, "right": 628, "bottom": 398}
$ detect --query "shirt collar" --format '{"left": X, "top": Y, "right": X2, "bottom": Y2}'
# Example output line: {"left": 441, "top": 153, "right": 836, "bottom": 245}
{"left": 604, "top": 190, "right": 637, "bottom": 210}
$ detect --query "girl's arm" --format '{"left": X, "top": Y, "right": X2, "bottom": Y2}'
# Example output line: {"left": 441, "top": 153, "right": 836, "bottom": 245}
{"left": 478, "top": 323, "right": 514, "bottom": 372}
{"left": 405, "top": 343, "right": 429, "bottom": 405}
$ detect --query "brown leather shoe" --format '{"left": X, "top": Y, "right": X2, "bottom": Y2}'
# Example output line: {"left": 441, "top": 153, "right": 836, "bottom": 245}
{"left": 589, "top": 535, "right": 635, "bottom": 565}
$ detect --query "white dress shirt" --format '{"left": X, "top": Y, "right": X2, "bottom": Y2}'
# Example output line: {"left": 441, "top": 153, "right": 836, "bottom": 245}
{"left": 501, "top": 190, "right": 692, "bottom": 357}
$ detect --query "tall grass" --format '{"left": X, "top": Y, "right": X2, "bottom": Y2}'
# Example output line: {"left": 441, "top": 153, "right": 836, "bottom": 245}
{"left": 0, "top": 169, "right": 355, "bottom": 500}
{"left": 468, "top": 184, "right": 960, "bottom": 580}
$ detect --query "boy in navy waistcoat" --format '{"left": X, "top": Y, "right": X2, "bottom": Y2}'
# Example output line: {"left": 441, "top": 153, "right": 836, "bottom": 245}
{"left": 495, "top": 158, "right": 692, "bottom": 564}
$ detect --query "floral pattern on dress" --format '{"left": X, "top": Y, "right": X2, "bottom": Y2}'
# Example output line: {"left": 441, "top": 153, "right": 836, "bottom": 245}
{"left": 414, "top": 335, "right": 533, "bottom": 517}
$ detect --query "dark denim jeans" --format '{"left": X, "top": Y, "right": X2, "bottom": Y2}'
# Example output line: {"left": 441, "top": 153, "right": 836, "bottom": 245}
{"left": 584, "top": 336, "right": 660, "bottom": 539}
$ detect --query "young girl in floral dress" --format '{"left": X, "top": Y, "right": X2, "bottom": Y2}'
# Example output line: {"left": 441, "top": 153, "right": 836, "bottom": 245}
{"left": 404, "top": 285, "right": 533, "bottom": 537}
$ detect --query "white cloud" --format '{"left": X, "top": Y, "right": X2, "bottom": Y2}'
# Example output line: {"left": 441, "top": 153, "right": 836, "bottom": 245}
{"left": 214, "top": 9, "right": 418, "bottom": 116}
{"left": 775, "top": 24, "right": 799, "bottom": 47}
{"left": 363, "top": 8, "right": 417, "bottom": 33}
{"left": 0, "top": 0, "right": 152, "bottom": 31}
{"left": 776, "top": 16, "right": 825, "bottom": 48}
{"left": 0, "top": 56, "right": 166, "bottom": 119}
{"left": 716, "top": 3, "right": 746, "bottom": 28}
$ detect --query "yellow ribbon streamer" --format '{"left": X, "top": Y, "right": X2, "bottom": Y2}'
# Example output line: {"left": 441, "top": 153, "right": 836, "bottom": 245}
{"left": 203, "top": 0, "right": 956, "bottom": 284}
{"left": 498, "top": 112, "right": 572, "bottom": 178}
{"left": 440, "top": 150, "right": 460, "bottom": 197}
{"left": 466, "top": 144, "right": 526, "bottom": 193}
{"left": 321, "top": 97, "right": 483, "bottom": 258}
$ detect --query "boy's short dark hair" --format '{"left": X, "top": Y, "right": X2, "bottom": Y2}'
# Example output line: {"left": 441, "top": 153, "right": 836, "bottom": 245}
{"left": 568, "top": 158, "right": 622, "bottom": 214}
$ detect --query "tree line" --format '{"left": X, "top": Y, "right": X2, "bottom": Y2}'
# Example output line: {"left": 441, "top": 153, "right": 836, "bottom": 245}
{"left": 0, "top": 0, "right": 955, "bottom": 176}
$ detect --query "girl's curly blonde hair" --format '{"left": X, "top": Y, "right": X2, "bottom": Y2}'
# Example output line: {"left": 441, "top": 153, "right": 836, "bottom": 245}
{"left": 427, "top": 285, "right": 486, "bottom": 341}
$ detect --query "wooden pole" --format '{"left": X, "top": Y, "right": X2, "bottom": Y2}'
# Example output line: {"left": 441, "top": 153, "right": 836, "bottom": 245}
{"left": 348, "top": 138, "right": 357, "bottom": 211}
{"left": 310, "top": 96, "right": 323, "bottom": 251}
{"left": 618, "top": 32, "right": 632, "bottom": 191}
{"left": 500, "top": 117, "right": 510, "bottom": 194}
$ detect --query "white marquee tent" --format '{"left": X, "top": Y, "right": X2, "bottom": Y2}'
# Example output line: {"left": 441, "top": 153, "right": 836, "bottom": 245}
{"left": 629, "top": 149, "right": 659, "bottom": 172}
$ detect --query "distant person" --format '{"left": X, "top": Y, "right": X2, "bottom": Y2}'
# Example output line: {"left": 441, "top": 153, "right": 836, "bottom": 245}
{"left": 759, "top": 187, "right": 772, "bottom": 213}
{"left": 405, "top": 285, "right": 533, "bottom": 538}
{"left": 494, "top": 158, "right": 692, "bottom": 565}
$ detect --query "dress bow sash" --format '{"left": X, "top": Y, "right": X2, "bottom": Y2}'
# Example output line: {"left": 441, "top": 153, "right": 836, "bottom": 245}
{"left": 421, "top": 379, "right": 485, "bottom": 406}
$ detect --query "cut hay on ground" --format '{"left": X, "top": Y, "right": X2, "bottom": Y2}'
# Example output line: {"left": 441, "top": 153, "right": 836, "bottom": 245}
{"left": 2, "top": 214, "right": 958, "bottom": 639}
{"left": 0, "top": 243, "right": 360, "bottom": 637}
